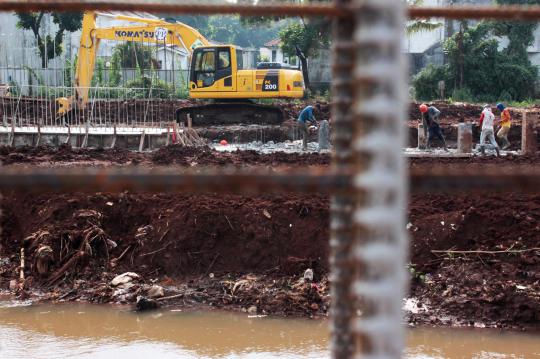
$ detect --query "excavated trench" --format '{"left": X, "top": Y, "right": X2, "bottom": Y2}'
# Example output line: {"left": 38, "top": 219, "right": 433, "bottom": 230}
{"left": 0, "top": 146, "right": 539, "bottom": 328}
{"left": 3, "top": 98, "right": 537, "bottom": 147}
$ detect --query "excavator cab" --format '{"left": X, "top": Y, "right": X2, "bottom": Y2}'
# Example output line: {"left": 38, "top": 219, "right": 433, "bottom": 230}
{"left": 188, "top": 45, "right": 304, "bottom": 100}
{"left": 190, "top": 46, "right": 236, "bottom": 93}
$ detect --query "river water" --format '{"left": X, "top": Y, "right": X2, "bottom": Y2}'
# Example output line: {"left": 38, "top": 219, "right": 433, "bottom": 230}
{"left": 1, "top": 302, "right": 539, "bottom": 359}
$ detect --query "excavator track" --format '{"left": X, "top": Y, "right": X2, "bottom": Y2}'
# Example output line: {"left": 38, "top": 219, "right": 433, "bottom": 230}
{"left": 175, "top": 102, "right": 284, "bottom": 127}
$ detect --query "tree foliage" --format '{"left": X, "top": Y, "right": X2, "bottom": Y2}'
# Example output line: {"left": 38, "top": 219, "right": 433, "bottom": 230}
{"left": 165, "top": 14, "right": 282, "bottom": 48}
{"left": 110, "top": 42, "right": 157, "bottom": 70}
{"left": 406, "top": 0, "right": 442, "bottom": 34}
{"left": 413, "top": 16, "right": 538, "bottom": 102}
{"left": 236, "top": 0, "right": 330, "bottom": 91}
{"left": 16, "top": 12, "right": 83, "bottom": 68}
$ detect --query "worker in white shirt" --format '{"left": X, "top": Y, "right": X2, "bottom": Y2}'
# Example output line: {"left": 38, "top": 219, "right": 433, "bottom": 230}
{"left": 478, "top": 105, "right": 500, "bottom": 156}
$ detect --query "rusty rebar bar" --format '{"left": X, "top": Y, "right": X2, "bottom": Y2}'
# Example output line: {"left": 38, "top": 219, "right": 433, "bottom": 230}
{"left": 0, "top": 167, "right": 350, "bottom": 194}
{"left": 0, "top": 167, "right": 538, "bottom": 193}
{"left": 0, "top": 1, "right": 540, "bottom": 20}
{"left": 329, "top": 0, "right": 356, "bottom": 357}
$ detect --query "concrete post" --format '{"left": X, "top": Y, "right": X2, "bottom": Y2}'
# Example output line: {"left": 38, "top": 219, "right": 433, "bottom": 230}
{"left": 318, "top": 120, "right": 330, "bottom": 151}
{"left": 417, "top": 123, "right": 426, "bottom": 149}
{"left": 139, "top": 131, "right": 146, "bottom": 152}
{"left": 521, "top": 111, "right": 537, "bottom": 155}
{"left": 457, "top": 122, "right": 473, "bottom": 153}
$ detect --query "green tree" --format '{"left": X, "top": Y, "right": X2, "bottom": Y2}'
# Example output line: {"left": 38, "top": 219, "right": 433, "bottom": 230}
{"left": 279, "top": 18, "right": 330, "bottom": 90}
{"left": 166, "top": 14, "right": 283, "bottom": 49}
{"left": 110, "top": 42, "right": 157, "bottom": 72}
{"left": 413, "top": 19, "right": 538, "bottom": 102}
{"left": 238, "top": 0, "right": 330, "bottom": 91}
{"left": 16, "top": 12, "right": 82, "bottom": 68}
{"left": 490, "top": 0, "right": 539, "bottom": 62}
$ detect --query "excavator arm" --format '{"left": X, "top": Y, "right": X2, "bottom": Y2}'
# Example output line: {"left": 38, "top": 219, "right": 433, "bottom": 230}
{"left": 58, "top": 11, "right": 210, "bottom": 115}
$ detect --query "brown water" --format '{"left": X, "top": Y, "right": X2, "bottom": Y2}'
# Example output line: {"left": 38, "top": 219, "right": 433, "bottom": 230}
{"left": 0, "top": 301, "right": 539, "bottom": 359}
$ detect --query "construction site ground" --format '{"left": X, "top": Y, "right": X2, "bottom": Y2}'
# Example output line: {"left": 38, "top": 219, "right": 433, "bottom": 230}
{"left": 0, "top": 144, "right": 539, "bottom": 330}
{"left": 0, "top": 101, "right": 539, "bottom": 329}
{"left": 3, "top": 99, "right": 539, "bottom": 148}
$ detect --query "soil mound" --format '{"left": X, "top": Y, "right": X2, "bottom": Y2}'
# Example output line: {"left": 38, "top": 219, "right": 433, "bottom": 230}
{"left": 0, "top": 191, "right": 329, "bottom": 278}
{"left": 409, "top": 193, "right": 540, "bottom": 329}
{"left": 150, "top": 145, "right": 331, "bottom": 166}
{"left": 0, "top": 145, "right": 143, "bottom": 165}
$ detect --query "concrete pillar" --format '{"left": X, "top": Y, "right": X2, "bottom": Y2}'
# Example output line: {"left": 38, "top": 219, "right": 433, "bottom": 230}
{"left": 521, "top": 111, "right": 537, "bottom": 155}
{"left": 457, "top": 122, "right": 473, "bottom": 153}
{"left": 318, "top": 120, "right": 330, "bottom": 151}
{"left": 417, "top": 123, "right": 426, "bottom": 149}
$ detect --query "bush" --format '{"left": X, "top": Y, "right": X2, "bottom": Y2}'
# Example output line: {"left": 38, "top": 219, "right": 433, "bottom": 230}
{"left": 412, "top": 64, "right": 450, "bottom": 101}
{"left": 125, "top": 76, "right": 174, "bottom": 99}
{"left": 450, "top": 87, "right": 474, "bottom": 102}
{"left": 494, "top": 62, "right": 537, "bottom": 101}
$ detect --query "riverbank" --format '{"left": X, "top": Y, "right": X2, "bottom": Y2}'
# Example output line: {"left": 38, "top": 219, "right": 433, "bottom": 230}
{"left": 0, "top": 146, "right": 539, "bottom": 329}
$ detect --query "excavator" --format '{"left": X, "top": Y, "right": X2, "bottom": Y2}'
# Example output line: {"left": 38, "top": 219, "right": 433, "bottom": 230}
{"left": 57, "top": 11, "right": 305, "bottom": 125}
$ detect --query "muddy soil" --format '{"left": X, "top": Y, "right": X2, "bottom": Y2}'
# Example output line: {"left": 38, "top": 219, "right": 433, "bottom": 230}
{"left": 409, "top": 193, "right": 540, "bottom": 330}
{"left": 0, "top": 151, "right": 539, "bottom": 328}
{"left": 2, "top": 144, "right": 539, "bottom": 168}
{"left": 0, "top": 191, "right": 329, "bottom": 316}
{"left": 2, "top": 96, "right": 533, "bottom": 126}
{"left": 0, "top": 144, "right": 331, "bottom": 167}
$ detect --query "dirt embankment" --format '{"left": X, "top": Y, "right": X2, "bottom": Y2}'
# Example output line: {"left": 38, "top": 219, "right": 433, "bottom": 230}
{"left": 1, "top": 189, "right": 539, "bottom": 327}
{"left": 0, "top": 150, "right": 539, "bottom": 328}
{"left": 0, "top": 191, "right": 330, "bottom": 316}
{"left": 409, "top": 193, "right": 540, "bottom": 329}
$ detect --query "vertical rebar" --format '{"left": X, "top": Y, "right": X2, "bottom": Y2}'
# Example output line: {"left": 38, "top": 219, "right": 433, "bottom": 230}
{"left": 351, "top": 0, "right": 408, "bottom": 358}
{"left": 330, "top": 0, "right": 356, "bottom": 358}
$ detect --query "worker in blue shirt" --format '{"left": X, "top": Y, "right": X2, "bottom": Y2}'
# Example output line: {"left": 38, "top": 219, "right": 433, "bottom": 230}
{"left": 298, "top": 104, "right": 320, "bottom": 150}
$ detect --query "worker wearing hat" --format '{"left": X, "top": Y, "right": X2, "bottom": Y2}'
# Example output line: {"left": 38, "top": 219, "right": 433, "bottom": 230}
{"left": 419, "top": 104, "right": 448, "bottom": 151}
{"left": 478, "top": 105, "right": 500, "bottom": 156}
{"left": 496, "top": 103, "right": 511, "bottom": 150}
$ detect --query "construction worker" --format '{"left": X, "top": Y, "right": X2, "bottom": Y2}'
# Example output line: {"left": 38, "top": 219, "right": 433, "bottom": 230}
{"left": 419, "top": 104, "right": 448, "bottom": 151}
{"left": 478, "top": 105, "right": 500, "bottom": 156}
{"left": 496, "top": 103, "right": 511, "bottom": 150}
{"left": 298, "top": 104, "right": 320, "bottom": 150}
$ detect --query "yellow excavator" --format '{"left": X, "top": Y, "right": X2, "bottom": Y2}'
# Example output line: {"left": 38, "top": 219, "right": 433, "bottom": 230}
{"left": 57, "top": 11, "right": 305, "bottom": 125}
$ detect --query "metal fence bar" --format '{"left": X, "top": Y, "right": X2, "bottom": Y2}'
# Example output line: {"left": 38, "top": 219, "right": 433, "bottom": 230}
{"left": 330, "top": 0, "right": 356, "bottom": 357}
{"left": 351, "top": 0, "right": 408, "bottom": 357}
{"left": 0, "top": 0, "right": 540, "bottom": 21}
{"left": 1, "top": 167, "right": 539, "bottom": 193}
{"left": 1, "top": 2, "right": 540, "bottom": 20}
{"left": 0, "top": 168, "right": 350, "bottom": 194}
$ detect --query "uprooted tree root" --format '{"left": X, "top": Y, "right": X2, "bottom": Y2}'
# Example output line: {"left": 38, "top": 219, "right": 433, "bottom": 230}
{"left": 19, "top": 209, "right": 115, "bottom": 289}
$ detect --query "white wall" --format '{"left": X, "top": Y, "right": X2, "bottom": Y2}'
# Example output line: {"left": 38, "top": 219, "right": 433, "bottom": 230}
{"left": 404, "top": 0, "right": 444, "bottom": 54}
{"left": 155, "top": 49, "right": 188, "bottom": 71}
